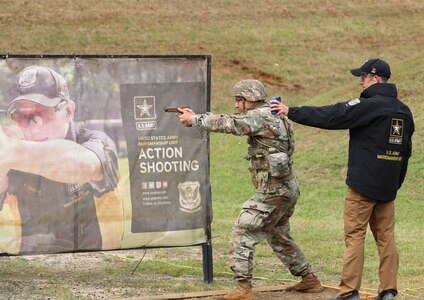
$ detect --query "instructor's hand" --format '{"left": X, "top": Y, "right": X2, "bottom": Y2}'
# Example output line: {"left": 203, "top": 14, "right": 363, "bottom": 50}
{"left": 270, "top": 100, "right": 289, "bottom": 116}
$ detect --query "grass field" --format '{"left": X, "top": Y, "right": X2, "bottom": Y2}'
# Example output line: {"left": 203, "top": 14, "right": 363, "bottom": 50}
{"left": 0, "top": 0, "right": 423, "bottom": 299}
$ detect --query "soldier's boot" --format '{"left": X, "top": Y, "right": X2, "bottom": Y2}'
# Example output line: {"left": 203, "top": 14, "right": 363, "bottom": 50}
{"left": 216, "top": 280, "right": 254, "bottom": 300}
{"left": 285, "top": 273, "right": 324, "bottom": 293}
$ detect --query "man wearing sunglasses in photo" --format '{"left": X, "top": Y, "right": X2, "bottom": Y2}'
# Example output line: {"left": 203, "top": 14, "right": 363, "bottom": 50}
{"left": 0, "top": 65, "right": 122, "bottom": 254}
{"left": 270, "top": 59, "right": 415, "bottom": 300}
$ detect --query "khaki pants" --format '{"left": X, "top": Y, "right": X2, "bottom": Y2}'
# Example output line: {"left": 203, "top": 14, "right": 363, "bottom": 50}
{"left": 339, "top": 188, "right": 398, "bottom": 296}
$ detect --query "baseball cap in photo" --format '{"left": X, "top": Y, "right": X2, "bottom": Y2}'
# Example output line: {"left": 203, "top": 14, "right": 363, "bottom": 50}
{"left": 350, "top": 58, "right": 391, "bottom": 79}
{"left": 6, "top": 65, "right": 70, "bottom": 115}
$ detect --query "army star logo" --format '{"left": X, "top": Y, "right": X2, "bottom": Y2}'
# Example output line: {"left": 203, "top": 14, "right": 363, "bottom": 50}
{"left": 133, "top": 96, "right": 156, "bottom": 121}
{"left": 137, "top": 99, "right": 153, "bottom": 117}
{"left": 133, "top": 95, "right": 157, "bottom": 130}
{"left": 389, "top": 118, "right": 403, "bottom": 144}
{"left": 392, "top": 120, "right": 402, "bottom": 135}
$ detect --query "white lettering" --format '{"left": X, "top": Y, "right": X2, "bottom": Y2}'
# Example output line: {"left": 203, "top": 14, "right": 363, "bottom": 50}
{"left": 138, "top": 147, "right": 183, "bottom": 159}
{"left": 139, "top": 160, "right": 200, "bottom": 174}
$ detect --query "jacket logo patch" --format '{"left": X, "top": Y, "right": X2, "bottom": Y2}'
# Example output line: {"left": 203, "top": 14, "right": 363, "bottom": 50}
{"left": 389, "top": 118, "right": 403, "bottom": 144}
{"left": 347, "top": 98, "right": 360, "bottom": 106}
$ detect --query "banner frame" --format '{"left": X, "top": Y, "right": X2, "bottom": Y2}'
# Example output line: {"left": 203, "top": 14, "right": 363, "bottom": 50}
{"left": 0, "top": 53, "right": 214, "bottom": 283}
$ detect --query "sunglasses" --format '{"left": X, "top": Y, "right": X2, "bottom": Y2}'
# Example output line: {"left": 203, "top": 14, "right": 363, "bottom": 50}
{"left": 360, "top": 72, "right": 378, "bottom": 80}
{"left": 10, "top": 101, "right": 68, "bottom": 128}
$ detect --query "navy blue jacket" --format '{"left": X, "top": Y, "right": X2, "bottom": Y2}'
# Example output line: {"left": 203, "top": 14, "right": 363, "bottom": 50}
{"left": 288, "top": 83, "right": 414, "bottom": 201}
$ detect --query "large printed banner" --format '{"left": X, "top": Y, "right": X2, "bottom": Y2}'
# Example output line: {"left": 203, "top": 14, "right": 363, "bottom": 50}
{"left": 0, "top": 55, "right": 211, "bottom": 255}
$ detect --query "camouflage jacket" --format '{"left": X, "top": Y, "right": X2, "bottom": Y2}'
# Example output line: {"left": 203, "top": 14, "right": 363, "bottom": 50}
{"left": 193, "top": 102, "right": 295, "bottom": 193}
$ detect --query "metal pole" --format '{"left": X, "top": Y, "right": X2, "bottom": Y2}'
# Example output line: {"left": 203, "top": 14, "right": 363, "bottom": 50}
{"left": 202, "top": 240, "right": 213, "bottom": 284}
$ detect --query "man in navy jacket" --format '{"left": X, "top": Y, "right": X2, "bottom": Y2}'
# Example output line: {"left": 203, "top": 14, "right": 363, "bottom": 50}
{"left": 271, "top": 59, "right": 414, "bottom": 300}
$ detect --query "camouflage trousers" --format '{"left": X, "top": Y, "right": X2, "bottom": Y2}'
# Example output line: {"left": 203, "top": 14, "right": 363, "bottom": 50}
{"left": 229, "top": 177, "right": 314, "bottom": 283}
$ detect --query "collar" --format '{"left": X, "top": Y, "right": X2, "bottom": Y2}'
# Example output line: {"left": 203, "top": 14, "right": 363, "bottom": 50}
{"left": 240, "top": 101, "right": 268, "bottom": 114}
{"left": 65, "top": 122, "right": 77, "bottom": 142}
{"left": 360, "top": 83, "right": 398, "bottom": 99}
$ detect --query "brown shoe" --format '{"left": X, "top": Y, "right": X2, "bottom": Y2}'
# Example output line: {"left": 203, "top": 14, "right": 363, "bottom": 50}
{"left": 286, "top": 273, "right": 324, "bottom": 293}
{"left": 216, "top": 280, "right": 254, "bottom": 300}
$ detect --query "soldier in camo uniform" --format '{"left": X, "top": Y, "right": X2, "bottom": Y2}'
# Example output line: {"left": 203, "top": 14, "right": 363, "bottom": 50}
{"left": 177, "top": 79, "right": 323, "bottom": 300}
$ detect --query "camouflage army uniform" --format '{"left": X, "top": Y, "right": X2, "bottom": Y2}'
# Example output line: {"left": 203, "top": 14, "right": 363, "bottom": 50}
{"left": 192, "top": 101, "right": 315, "bottom": 284}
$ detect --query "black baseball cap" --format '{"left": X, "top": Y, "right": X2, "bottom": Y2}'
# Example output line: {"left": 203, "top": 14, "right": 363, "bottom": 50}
{"left": 6, "top": 65, "right": 70, "bottom": 115}
{"left": 350, "top": 58, "right": 391, "bottom": 79}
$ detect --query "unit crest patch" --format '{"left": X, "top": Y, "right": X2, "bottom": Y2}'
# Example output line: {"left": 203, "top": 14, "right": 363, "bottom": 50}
{"left": 347, "top": 98, "right": 361, "bottom": 106}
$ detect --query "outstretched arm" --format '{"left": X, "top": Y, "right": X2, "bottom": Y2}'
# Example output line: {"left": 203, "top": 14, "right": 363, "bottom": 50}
{"left": 270, "top": 99, "right": 289, "bottom": 116}
{"left": 0, "top": 127, "right": 103, "bottom": 185}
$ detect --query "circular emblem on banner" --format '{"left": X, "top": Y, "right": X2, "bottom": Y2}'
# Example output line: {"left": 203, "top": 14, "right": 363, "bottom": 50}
{"left": 178, "top": 181, "right": 202, "bottom": 213}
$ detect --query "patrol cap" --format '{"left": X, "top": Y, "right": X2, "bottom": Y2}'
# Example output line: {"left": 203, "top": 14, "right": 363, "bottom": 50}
{"left": 233, "top": 79, "right": 267, "bottom": 102}
{"left": 350, "top": 58, "right": 391, "bottom": 79}
{"left": 6, "top": 65, "right": 70, "bottom": 115}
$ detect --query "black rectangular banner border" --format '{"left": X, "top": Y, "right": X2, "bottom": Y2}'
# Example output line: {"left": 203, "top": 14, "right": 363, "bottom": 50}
{"left": 0, "top": 54, "right": 213, "bottom": 245}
